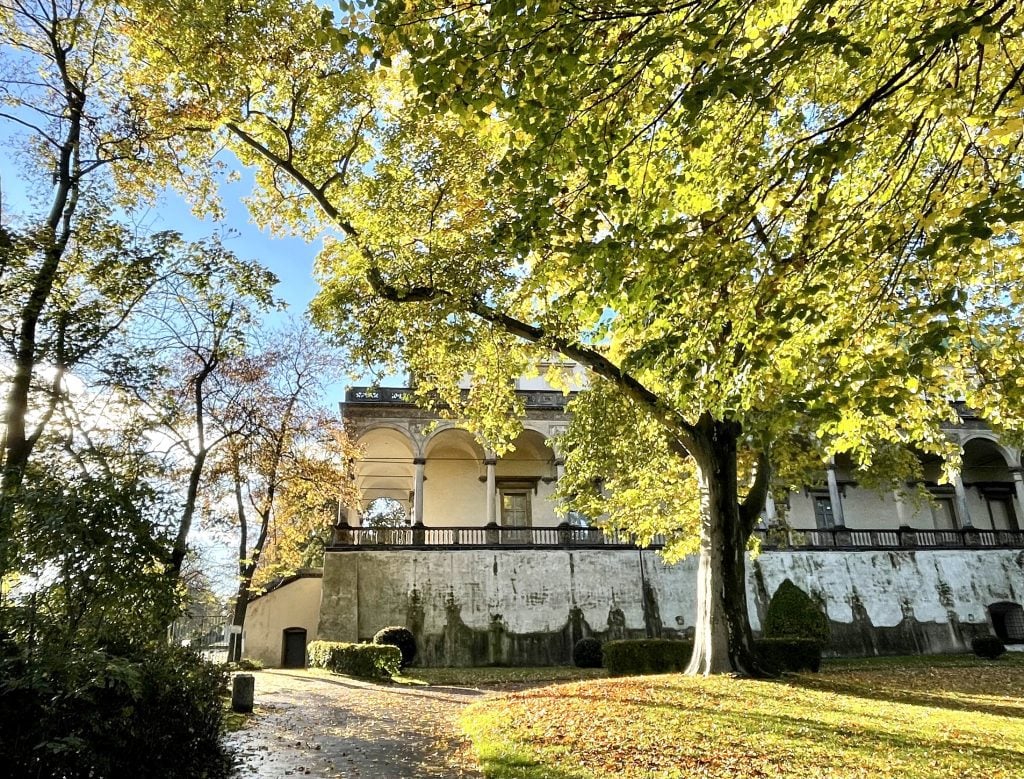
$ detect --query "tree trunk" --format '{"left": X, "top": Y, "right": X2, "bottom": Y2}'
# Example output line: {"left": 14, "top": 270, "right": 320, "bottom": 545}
{"left": 168, "top": 449, "right": 208, "bottom": 577}
{"left": 685, "top": 415, "right": 765, "bottom": 676}
{"left": 228, "top": 582, "right": 250, "bottom": 663}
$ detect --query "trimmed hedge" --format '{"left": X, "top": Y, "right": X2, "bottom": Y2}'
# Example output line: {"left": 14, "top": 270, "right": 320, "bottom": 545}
{"left": 573, "top": 637, "right": 603, "bottom": 669}
{"left": 603, "top": 639, "right": 694, "bottom": 676}
{"left": 372, "top": 626, "right": 417, "bottom": 669}
{"left": 972, "top": 636, "right": 1007, "bottom": 659}
{"left": 763, "top": 579, "right": 830, "bottom": 644}
{"left": 307, "top": 641, "right": 401, "bottom": 679}
{"left": 756, "top": 637, "right": 822, "bottom": 672}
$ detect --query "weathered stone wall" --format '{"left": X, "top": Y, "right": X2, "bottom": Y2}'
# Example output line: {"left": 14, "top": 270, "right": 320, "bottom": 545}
{"left": 315, "top": 548, "right": 1024, "bottom": 666}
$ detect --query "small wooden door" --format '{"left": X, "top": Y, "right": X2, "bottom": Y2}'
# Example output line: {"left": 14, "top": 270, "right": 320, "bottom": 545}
{"left": 501, "top": 491, "right": 531, "bottom": 541}
{"left": 282, "top": 628, "right": 307, "bottom": 668}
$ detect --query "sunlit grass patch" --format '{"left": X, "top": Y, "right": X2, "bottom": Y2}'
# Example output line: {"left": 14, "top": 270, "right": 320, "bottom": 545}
{"left": 462, "top": 655, "right": 1024, "bottom": 778}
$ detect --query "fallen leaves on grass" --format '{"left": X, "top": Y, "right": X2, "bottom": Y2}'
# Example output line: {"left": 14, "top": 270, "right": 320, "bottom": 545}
{"left": 462, "top": 658, "right": 1024, "bottom": 778}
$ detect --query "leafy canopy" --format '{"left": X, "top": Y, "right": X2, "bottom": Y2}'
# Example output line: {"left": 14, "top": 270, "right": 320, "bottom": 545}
{"left": 120, "top": 1, "right": 1024, "bottom": 528}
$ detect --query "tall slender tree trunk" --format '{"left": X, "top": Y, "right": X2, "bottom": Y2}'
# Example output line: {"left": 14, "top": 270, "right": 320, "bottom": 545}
{"left": 0, "top": 58, "right": 84, "bottom": 578}
{"left": 228, "top": 582, "right": 251, "bottom": 663}
{"left": 685, "top": 415, "right": 764, "bottom": 676}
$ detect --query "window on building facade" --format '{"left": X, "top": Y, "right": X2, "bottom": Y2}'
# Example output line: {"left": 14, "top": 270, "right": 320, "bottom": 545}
{"left": 930, "top": 496, "right": 959, "bottom": 530}
{"left": 813, "top": 494, "right": 836, "bottom": 530}
{"left": 500, "top": 490, "right": 531, "bottom": 542}
{"left": 501, "top": 491, "right": 530, "bottom": 527}
{"left": 985, "top": 493, "right": 1019, "bottom": 531}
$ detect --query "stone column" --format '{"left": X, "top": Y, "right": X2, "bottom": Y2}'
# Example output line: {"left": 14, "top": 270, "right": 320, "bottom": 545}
{"left": 554, "top": 456, "right": 565, "bottom": 482}
{"left": 764, "top": 492, "right": 778, "bottom": 524}
{"left": 826, "top": 458, "right": 846, "bottom": 527}
{"left": 485, "top": 455, "right": 497, "bottom": 525}
{"left": 893, "top": 489, "right": 909, "bottom": 526}
{"left": 1011, "top": 466, "right": 1024, "bottom": 527}
{"left": 952, "top": 471, "right": 973, "bottom": 528}
{"left": 413, "top": 457, "right": 426, "bottom": 525}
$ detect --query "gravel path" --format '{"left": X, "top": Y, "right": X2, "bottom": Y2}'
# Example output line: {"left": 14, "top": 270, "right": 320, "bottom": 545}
{"left": 226, "top": 670, "right": 488, "bottom": 778}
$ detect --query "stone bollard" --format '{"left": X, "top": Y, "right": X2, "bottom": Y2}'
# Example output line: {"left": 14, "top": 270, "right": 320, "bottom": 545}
{"left": 232, "top": 673, "right": 255, "bottom": 714}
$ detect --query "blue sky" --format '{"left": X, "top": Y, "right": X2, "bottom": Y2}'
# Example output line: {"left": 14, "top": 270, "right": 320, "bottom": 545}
{"left": 2, "top": 162, "right": 323, "bottom": 318}
{"left": 147, "top": 171, "right": 324, "bottom": 317}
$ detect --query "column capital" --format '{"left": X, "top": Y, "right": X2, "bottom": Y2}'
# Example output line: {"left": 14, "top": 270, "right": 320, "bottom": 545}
{"left": 484, "top": 457, "right": 497, "bottom": 466}
{"left": 413, "top": 457, "right": 426, "bottom": 466}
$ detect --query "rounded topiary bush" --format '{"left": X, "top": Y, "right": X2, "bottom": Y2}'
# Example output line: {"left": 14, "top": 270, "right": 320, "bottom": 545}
{"left": 972, "top": 635, "right": 1006, "bottom": 659}
{"left": 763, "top": 579, "right": 830, "bottom": 643}
{"left": 573, "top": 637, "right": 603, "bottom": 668}
{"left": 372, "top": 626, "right": 417, "bottom": 669}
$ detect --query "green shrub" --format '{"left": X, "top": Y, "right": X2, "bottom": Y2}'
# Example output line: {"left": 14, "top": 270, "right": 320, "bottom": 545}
{"left": 763, "top": 579, "right": 830, "bottom": 644}
{"left": 372, "top": 626, "right": 417, "bottom": 669}
{"left": 971, "top": 636, "right": 1007, "bottom": 659}
{"left": 307, "top": 640, "right": 401, "bottom": 679}
{"left": 756, "top": 637, "right": 822, "bottom": 673}
{"left": 0, "top": 644, "right": 232, "bottom": 779}
{"left": 573, "top": 637, "right": 603, "bottom": 668}
{"left": 602, "top": 639, "right": 693, "bottom": 676}
{"left": 238, "top": 657, "right": 264, "bottom": 671}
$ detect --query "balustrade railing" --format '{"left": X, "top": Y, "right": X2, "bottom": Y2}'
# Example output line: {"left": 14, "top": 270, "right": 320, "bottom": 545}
{"left": 330, "top": 524, "right": 664, "bottom": 549}
{"left": 752, "top": 526, "right": 1024, "bottom": 550}
{"left": 329, "top": 524, "right": 1024, "bottom": 550}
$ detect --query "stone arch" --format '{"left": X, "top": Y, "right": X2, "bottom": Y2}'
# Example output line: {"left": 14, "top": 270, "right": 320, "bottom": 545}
{"left": 423, "top": 427, "right": 487, "bottom": 526}
{"left": 497, "top": 428, "right": 555, "bottom": 480}
{"left": 496, "top": 429, "right": 559, "bottom": 528}
{"left": 423, "top": 423, "right": 485, "bottom": 458}
{"left": 353, "top": 426, "right": 417, "bottom": 521}
{"left": 962, "top": 437, "right": 1019, "bottom": 531}
{"left": 355, "top": 422, "right": 421, "bottom": 456}
{"left": 960, "top": 431, "right": 1016, "bottom": 468}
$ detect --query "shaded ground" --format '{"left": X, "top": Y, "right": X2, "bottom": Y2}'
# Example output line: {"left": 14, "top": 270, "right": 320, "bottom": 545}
{"left": 227, "top": 670, "right": 487, "bottom": 778}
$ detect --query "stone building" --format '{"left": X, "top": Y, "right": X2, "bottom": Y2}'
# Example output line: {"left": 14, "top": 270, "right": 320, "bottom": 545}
{"left": 242, "top": 368, "right": 1024, "bottom": 668}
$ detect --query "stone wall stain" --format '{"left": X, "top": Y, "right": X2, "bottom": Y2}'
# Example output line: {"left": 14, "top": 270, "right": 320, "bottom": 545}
{"left": 313, "top": 548, "right": 1024, "bottom": 667}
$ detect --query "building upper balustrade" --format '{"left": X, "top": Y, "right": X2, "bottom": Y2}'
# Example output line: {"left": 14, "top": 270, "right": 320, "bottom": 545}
{"left": 325, "top": 523, "right": 1024, "bottom": 552}
{"left": 343, "top": 386, "right": 575, "bottom": 411}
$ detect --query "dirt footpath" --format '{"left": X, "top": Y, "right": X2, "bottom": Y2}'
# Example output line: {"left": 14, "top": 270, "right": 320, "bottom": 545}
{"left": 227, "top": 670, "right": 488, "bottom": 778}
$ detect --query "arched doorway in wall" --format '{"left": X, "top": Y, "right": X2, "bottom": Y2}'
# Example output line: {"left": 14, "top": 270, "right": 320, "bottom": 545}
{"left": 281, "top": 627, "right": 308, "bottom": 668}
{"left": 988, "top": 602, "right": 1024, "bottom": 644}
{"left": 962, "top": 438, "right": 1019, "bottom": 531}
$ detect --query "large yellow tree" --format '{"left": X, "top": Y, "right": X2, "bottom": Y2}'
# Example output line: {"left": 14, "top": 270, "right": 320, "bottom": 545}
{"left": 123, "top": 0, "right": 1024, "bottom": 674}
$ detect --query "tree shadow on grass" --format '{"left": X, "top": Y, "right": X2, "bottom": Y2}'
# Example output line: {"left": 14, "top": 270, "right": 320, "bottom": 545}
{"left": 488, "top": 688, "right": 1024, "bottom": 776}
{"left": 779, "top": 673, "right": 1024, "bottom": 719}
{"left": 473, "top": 749, "right": 587, "bottom": 779}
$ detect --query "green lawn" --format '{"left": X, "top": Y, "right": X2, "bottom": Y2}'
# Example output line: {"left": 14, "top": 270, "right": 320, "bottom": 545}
{"left": 461, "top": 654, "right": 1024, "bottom": 778}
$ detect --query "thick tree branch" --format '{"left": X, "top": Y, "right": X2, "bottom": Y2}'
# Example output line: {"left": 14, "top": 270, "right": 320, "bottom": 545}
{"left": 363, "top": 265, "right": 700, "bottom": 455}
{"left": 739, "top": 451, "right": 771, "bottom": 534}
{"left": 226, "top": 121, "right": 360, "bottom": 237}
